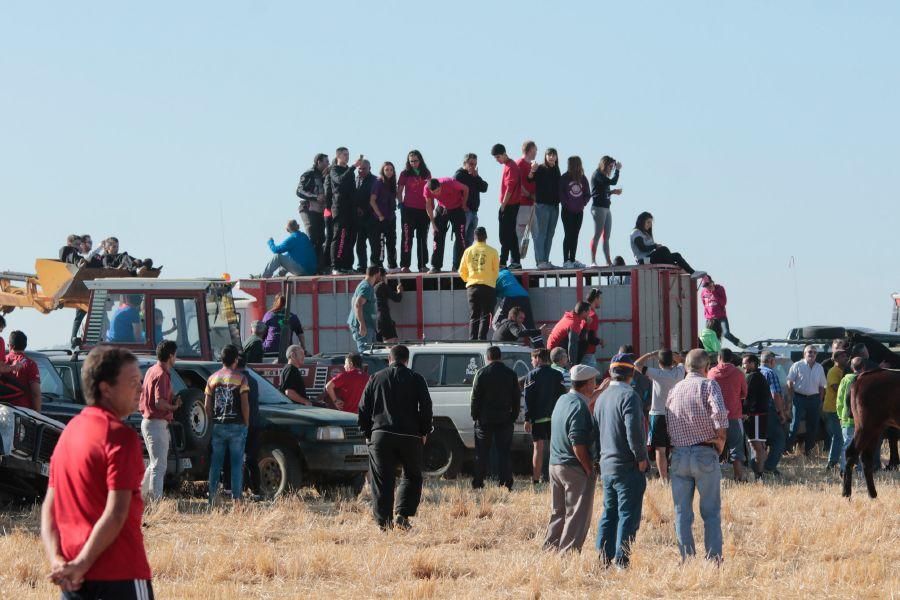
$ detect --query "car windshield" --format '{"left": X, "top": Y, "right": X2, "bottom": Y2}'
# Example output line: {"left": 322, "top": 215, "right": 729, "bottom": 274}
{"left": 246, "top": 369, "right": 292, "bottom": 405}
{"left": 30, "top": 353, "right": 66, "bottom": 397}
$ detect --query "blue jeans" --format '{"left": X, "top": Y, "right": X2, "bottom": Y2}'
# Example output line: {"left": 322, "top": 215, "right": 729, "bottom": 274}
{"left": 263, "top": 253, "right": 309, "bottom": 277}
{"left": 823, "top": 412, "right": 843, "bottom": 465}
{"left": 209, "top": 423, "right": 248, "bottom": 501}
{"left": 841, "top": 425, "right": 864, "bottom": 473}
{"left": 351, "top": 324, "right": 376, "bottom": 352}
{"left": 764, "top": 410, "right": 787, "bottom": 471}
{"left": 533, "top": 204, "right": 559, "bottom": 264}
{"left": 596, "top": 469, "right": 646, "bottom": 566}
{"left": 670, "top": 446, "right": 723, "bottom": 561}
{"left": 464, "top": 211, "right": 478, "bottom": 247}
{"left": 788, "top": 393, "right": 822, "bottom": 454}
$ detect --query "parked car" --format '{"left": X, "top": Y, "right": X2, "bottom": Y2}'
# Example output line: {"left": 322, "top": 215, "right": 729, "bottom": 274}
{"left": 0, "top": 402, "right": 64, "bottom": 503}
{"left": 174, "top": 361, "right": 369, "bottom": 497}
{"left": 366, "top": 341, "right": 535, "bottom": 479}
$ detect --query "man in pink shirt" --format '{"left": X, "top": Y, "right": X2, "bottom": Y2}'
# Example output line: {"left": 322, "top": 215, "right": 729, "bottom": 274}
{"left": 515, "top": 140, "right": 538, "bottom": 258}
{"left": 700, "top": 275, "right": 745, "bottom": 348}
{"left": 491, "top": 143, "right": 522, "bottom": 270}
{"left": 140, "top": 340, "right": 181, "bottom": 501}
{"left": 425, "top": 177, "right": 469, "bottom": 273}
{"left": 708, "top": 348, "right": 749, "bottom": 481}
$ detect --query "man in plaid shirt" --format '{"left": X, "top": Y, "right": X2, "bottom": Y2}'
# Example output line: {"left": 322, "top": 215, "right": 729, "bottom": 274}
{"left": 666, "top": 349, "right": 729, "bottom": 562}
{"left": 760, "top": 350, "right": 789, "bottom": 475}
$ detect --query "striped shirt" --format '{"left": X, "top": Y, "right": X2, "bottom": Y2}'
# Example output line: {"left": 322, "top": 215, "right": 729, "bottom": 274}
{"left": 760, "top": 365, "right": 783, "bottom": 413}
{"left": 665, "top": 373, "right": 729, "bottom": 447}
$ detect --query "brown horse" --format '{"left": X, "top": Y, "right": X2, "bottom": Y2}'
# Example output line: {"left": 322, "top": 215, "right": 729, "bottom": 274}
{"left": 842, "top": 368, "right": 900, "bottom": 498}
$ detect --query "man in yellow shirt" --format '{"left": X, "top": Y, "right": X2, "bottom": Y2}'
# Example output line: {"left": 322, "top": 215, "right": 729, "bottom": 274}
{"left": 459, "top": 227, "right": 500, "bottom": 340}
{"left": 823, "top": 350, "right": 849, "bottom": 470}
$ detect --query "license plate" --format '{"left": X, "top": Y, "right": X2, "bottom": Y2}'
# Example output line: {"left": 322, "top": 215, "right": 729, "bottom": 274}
{"left": 40, "top": 463, "right": 50, "bottom": 477}
{"left": 353, "top": 444, "right": 368, "bottom": 456}
{"left": 179, "top": 458, "right": 192, "bottom": 470}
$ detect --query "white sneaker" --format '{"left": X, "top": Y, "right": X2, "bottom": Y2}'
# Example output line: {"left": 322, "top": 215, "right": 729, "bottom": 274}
{"left": 590, "top": 262, "right": 600, "bottom": 268}
{"left": 573, "top": 261, "right": 586, "bottom": 269}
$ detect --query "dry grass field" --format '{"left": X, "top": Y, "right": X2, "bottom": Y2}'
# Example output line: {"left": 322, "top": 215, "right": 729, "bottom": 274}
{"left": 1, "top": 452, "right": 898, "bottom": 599}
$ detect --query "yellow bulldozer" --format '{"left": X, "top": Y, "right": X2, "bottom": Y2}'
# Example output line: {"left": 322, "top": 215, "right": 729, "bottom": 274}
{"left": 0, "top": 258, "right": 160, "bottom": 315}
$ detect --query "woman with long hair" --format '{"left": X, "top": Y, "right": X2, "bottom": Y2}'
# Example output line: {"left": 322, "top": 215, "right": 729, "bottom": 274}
{"left": 397, "top": 150, "right": 432, "bottom": 272}
{"left": 558, "top": 156, "right": 591, "bottom": 268}
{"left": 533, "top": 147, "right": 561, "bottom": 269}
{"left": 629, "top": 212, "right": 704, "bottom": 278}
{"left": 261, "top": 293, "right": 306, "bottom": 355}
{"left": 369, "top": 161, "right": 400, "bottom": 272}
{"left": 589, "top": 156, "right": 622, "bottom": 267}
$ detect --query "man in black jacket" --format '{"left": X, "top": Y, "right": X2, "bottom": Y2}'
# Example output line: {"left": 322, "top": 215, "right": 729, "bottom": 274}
{"left": 326, "top": 147, "right": 361, "bottom": 274}
{"left": 470, "top": 346, "right": 521, "bottom": 490}
{"left": 354, "top": 160, "right": 377, "bottom": 272}
{"left": 454, "top": 153, "right": 489, "bottom": 247}
{"left": 524, "top": 348, "right": 566, "bottom": 484}
{"left": 296, "top": 153, "right": 329, "bottom": 273}
{"left": 358, "top": 344, "right": 433, "bottom": 530}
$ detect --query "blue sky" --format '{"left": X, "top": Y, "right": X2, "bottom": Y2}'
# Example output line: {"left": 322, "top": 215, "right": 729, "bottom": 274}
{"left": 2, "top": 2, "right": 898, "bottom": 348}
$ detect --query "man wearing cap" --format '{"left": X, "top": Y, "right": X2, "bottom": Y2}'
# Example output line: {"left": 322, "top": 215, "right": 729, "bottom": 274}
{"left": 593, "top": 353, "right": 648, "bottom": 567}
{"left": 543, "top": 364, "right": 599, "bottom": 553}
{"left": 666, "top": 349, "right": 729, "bottom": 562}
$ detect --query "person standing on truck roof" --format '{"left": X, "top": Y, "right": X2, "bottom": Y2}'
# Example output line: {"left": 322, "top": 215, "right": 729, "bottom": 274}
{"left": 559, "top": 155, "right": 590, "bottom": 269}
{"left": 261, "top": 294, "right": 306, "bottom": 356}
{"left": 699, "top": 276, "right": 745, "bottom": 348}
{"left": 348, "top": 266, "right": 382, "bottom": 353}
{"left": 263, "top": 219, "right": 317, "bottom": 278}
{"left": 470, "top": 346, "right": 521, "bottom": 491}
{"left": 547, "top": 302, "right": 591, "bottom": 365}
{"left": 580, "top": 289, "right": 604, "bottom": 368}
{"left": 492, "top": 267, "right": 542, "bottom": 345}
{"left": 532, "top": 147, "right": 561, "bottom": 270}
{"left": 491, "top": 143, "right": 522, "bottom": 270}
{"left": 629, "top": 212, "right": 705, "bottom": 279}
{"left": 397, "top": 150, "right": 432, "bottom": 273}
{"left": 279, "top": 345, "right": 311, "bottom": 405}
{"left": 424, "top": 176, "right": 469, "bottom": 273}
{"left": 515, "top": 140, "right": 539, "bottom": 261}
{"left": 296, "top": 153, "right": 330, "bottom": 274}
{"left": 139, "top": 341, "right": 181, "bottom": 502}
{"left": 459, "top": 227, "right": 500, "bottom": 341}
{"left": 205, "top": 344, "right": 250, "bottom": 505}
{"left": 589, "top": 156, "right": 622, "bottom": 268}
{"left": 3, "top": 330, "right": 42, "bottom": 411}
{"left": 369, "top": 162, "right": 400, "bottom": 273}
{"left": 325, "top": 353, "right": 369, "bottom": 414}
{"left": 358, "top": 344, "right": 433, "bottom": 530}
{"left": 454, "top": 153, "right": 488, "bottom": 247}
{"left": 106, "top": 295, "right": 144, "bottom": 344}
{"left": 374, "top": 269, "right": 403, "bottom": 344}
{"left": 242, "top": 321, "right": 266, "bottom": 364}
{"left": 326, "top": 147, "right": 361, "bottom": 275}
{"left": 354, "top": 160, "right": 377, "bottom": 273}
{"left": 41, "top": 346, "right": 154, "bottom": 599}
{"left": 524, "top": 348, "right": 567, "bottom": 484}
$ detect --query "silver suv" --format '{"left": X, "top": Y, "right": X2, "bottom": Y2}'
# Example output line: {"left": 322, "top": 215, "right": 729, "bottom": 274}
{"left": 369, "top": 341, "right": 534, "bottom": 478}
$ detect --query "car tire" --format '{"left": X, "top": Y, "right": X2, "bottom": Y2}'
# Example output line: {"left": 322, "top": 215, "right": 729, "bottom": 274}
{"left": 175, "top": 389, "right": 210, "bottom": 451}
{"left": 258, "top": 444, "right": 303, "bottom": 498}
{"left": 423, "top": 429, "right": 463, "bottom": 479}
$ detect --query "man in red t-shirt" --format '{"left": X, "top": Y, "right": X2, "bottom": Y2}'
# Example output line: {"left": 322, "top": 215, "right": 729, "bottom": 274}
{"left": 515, "top": 140, "right": 538, "bottom": 256}
{"left": 424, "top": 177, "right": 469, "bottom": 273}
{"left": 708, "top": 348, "right": 749, "bottom": 482}
{"left": 3, "top": 330, "right": 42, "bottom": 411}
{"left": 547, "top": 302, "right": 591, "bottom": 365}
{"left": 325, "top": 353, "right": 370, "bottom": 414}
{"left": 491, "top": 143, "right": 522, "bottom": 269}
{"left": 40, "top": 346, "right": 153, "bottom": 599}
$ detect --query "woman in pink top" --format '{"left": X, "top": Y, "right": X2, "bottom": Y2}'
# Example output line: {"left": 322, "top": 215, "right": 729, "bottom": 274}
{"left": 700, "top": 275, "right": 744, "bottom": 348}
{"left": 397, "top": 150, "right": 431, "bottom": 273}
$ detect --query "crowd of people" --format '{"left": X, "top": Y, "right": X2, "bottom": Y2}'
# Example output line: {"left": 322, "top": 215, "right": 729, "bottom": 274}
{"left": 259, "top": 143, "right": 708, "bottom": 279}
{"left": 57, "top": 234, "right": 155, "bottom": 275}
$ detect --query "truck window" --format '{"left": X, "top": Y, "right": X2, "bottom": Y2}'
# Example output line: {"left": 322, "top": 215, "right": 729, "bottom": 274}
{"left": 153, "top": 298, "right": 201, "bottom": 358}
{"left": 101, "top": 294, "right": 146, "bottom": 344}
{"left": 55, "top": 365, "right": 78, "bottom": 401}
{"left": 443, "top": 354, "right": 482, "bottom": 386}
{"left": 412, "top": 354, "right": 442, "bottom": 387}
{"left": 501, "top": 352, "right": 533, "bottom": 379}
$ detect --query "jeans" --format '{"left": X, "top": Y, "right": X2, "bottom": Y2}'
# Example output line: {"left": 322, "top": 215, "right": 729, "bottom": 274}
{"left": 140, "top": 418, "right": 170, "bottom": 501}
{"left": 823, "top": 412, "right": 843, "bottom": 465}
{"left": 764, "top": 410, "right": 787, "bottom": 471}
{"left": 473, "top": 421, "right": 514, "bottom": 489}
{"left": 351, "top": 324, "right": 376, "bottom": 352}
{"left": 670, "top": 445, "right": 723, "bottom": 561}
{"left": 719, "top": 317, "right": 743, "bottom": 347}
{"left": 298, "top": 210, "right": 325, "bottom": 272}
{"left": 533, "top": 204, "right": 559, "bottom": 264}
{"left": 262, "top": 253, "right": 309, "bottom": 278}
{"left": 464, "top": 211, "right": 478, "bottom": 247}
{"left": 596, "top": 469, "right": 646, "bottom": 566}
{"left": 209, "top": 423, "right": 248, "bottom": 501}
{"left": 590, "top": 205, "right": 612, "bottom": 264}
{"left": 841, "top": 425, "right": 863, "bottom": 473}
{"left": 788, "top": 393, "right": 822, "bottom": 455}
{"left": 515, "top": 204, "right": 535, "bottom": 255}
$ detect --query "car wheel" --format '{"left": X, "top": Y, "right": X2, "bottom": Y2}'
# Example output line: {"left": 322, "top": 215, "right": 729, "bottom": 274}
{"left": 175, "top": 389, "right": 210, "bottom": 450}
{"left": 258, "top": 444, "right": 303, "bottom": 498}
{"left": 423, "top": 430, "right": 463, "bottom": 479}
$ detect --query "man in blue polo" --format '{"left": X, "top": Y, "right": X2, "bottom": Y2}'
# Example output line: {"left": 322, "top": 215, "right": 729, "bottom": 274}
{"left": 593, "top": 353, "right": 648, "bottom": 568}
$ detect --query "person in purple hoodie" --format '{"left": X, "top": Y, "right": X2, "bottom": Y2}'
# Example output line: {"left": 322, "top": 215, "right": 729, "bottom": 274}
{"left": 558, "top": 156, "right": 591, "bottom": 269}
{"left": 368, "top": 162, "right": 400, "bottom": 272}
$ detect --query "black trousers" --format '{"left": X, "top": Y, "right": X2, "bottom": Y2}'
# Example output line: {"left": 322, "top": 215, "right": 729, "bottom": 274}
{"left": 473, "top": 421, "right": 514, "bottom": 489}
{"left": 467, "top": 284, "right": 496, "bottom": 340}
{"left": 430, "top": 206, "right": 467, "bottom": 271}
{"left": 649, "top": 245, "right": 694, "bottom": 274}
{"left": 71, "top": 308, "right": 87, "bottom": 346}
{"left": 299, "top": 210, "right": 326, "bottom": 273}
{"left": 498, "top": 205, "right": 520, "bottom": 265}
{"left": 322, "top": 215, "right": 334, "bottom": 272}
{"left": 560, "top": 209, "right": 583, "bottom": 263}
{"left": 368, "top": 431, "right": 424, "bottom": 526}
{"left": 400, "top": 206, "right": 429, "bottom": 270}
{"left": 354, "top": 211, "right": 374, "bottom": 270}
{"left": 330, "top": 216, "right": 356, "bottom": 271}
{"left": 62, "top": 579, "right": 154, "bottom": 600}
{"left": 369, "top": 218, "right": 398, "bottom": 269}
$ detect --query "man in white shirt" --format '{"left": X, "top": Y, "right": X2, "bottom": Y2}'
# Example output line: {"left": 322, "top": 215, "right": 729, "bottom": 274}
{"left": 786, "top": 345, "right": 827, "bottom": 457}
{"left": 635, "top": 349, "right": 685, "bottom": 481}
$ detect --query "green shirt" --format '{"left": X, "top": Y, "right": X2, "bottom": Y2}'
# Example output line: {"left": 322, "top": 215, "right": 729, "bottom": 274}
{"left": 699, "top": 328, "right": 721, "bottom": 354}
{"left": 836, "top": 373, "right": 856, "bottom": 428}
